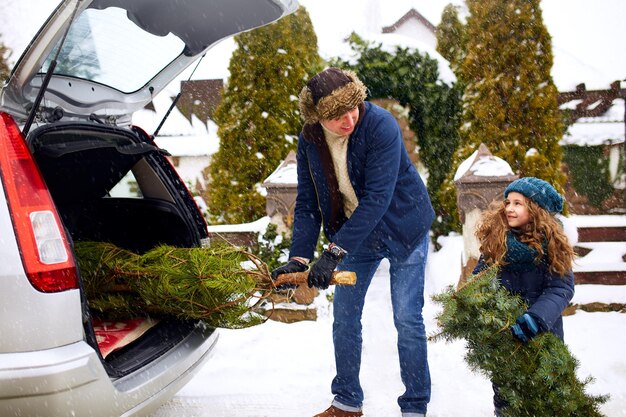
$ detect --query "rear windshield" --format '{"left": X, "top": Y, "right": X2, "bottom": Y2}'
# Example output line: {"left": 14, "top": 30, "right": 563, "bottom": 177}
{"left": 41, "top": 7, "right": 183, "bottom": 93}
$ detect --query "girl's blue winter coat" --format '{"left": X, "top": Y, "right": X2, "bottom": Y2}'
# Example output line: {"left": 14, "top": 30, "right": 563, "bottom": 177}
{"left": 289, "top": 102, "right": 434, "bottom": 262}
{"left": 474, "top": 258, "right": 575, "bottom": 339}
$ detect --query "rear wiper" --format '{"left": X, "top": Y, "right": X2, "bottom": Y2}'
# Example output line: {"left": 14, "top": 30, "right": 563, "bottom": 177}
{"left": 22, "top": 0, "right": 82, "bottom": 137}
{"left": 152, "top": 53, "right": 205, "bottom": 138}
{"left": 89, "top": 113, "right": 105, "bottom": 124}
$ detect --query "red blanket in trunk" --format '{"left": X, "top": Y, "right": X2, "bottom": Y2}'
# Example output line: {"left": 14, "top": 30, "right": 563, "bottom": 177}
{"left": 93, "top": 318, "right": 158, "bottom": 358}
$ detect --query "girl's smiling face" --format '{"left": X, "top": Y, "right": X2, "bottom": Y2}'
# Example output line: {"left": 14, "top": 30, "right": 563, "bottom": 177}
{"left": 504, "top": 192, "right": 530, "bottom": 228}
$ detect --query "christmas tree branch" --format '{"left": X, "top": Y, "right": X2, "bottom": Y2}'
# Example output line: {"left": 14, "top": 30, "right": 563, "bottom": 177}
{"left": 431, "top": 265, "right": 608, "bottom": 416}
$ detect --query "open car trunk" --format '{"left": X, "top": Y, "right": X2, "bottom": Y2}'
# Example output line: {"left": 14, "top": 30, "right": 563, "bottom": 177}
{"left": 27, "top": 122, "right": 211, "bottom": 377}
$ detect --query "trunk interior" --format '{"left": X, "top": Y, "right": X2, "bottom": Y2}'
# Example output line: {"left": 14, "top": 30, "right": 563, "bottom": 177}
{"left": 27, "top": 121, "right": 210, "bottom": 377}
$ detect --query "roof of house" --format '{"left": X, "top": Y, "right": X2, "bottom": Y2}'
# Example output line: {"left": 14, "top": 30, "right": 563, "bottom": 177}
{"left": 558, "top": 81, "right": 625, "bottom": 122}
{"left": 559, "top": 81, "right": 625, "bottom": 146}
{"left": 175, "top": 79, "right": 224, "bottom": 123}
{"left": 561, "top": 99, "right": 625, "bottom": 147}
{"left": 382, "top": 8, "right": 436, "bottom": 34}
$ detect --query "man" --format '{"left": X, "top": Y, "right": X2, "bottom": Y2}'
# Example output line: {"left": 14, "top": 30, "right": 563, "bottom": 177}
{"left": 272, "top": 68, "right": 434, "bottom": 417}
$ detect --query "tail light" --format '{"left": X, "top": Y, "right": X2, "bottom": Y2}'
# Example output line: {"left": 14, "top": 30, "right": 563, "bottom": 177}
{"left": 0, "top": 113, "right": 77, "bottom": 292}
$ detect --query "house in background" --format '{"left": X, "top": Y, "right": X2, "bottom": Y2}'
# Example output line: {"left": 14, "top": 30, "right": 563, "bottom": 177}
{"left": 382, "top": 8, "right": 437, "bottom": 49}
{"left": 558, "top": 82, "right": 625, "bottom": 213}
{"left": 559, "top": 81, "right": 625, "bottom": 181}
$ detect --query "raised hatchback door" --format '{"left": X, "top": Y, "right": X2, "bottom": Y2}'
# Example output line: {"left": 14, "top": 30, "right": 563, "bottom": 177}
{"left": 0, "top": 0, "right": 299, "bottom": 124}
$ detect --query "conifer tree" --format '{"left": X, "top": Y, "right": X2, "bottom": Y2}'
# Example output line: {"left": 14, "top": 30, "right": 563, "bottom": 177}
{"left": 0, "top": 37, "right": 11, "bottom": 82}
{"left": 459, "top": 0, "right": 565, "bottom": 182}
{"left": 438, "top": 0, "right": 567, "bottom": 232}
{"left": 75, "top": 240, "right": 354, "bottom": 329}
{"left": 433, "top": 5, "right": 468, "bottom": 234}
{"left": 436, "top": 4, "right": 467, "bottom": 77}
{"left": 207, "top": 7, "right": 322, "bottom": 224}
{"left": 332, "top": 34, "right": 462, "bottom": 239}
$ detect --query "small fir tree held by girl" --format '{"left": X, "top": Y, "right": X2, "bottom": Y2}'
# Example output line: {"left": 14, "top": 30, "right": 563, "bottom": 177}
{"left": 473, "top": 177, "right": 576, "bottom": 417}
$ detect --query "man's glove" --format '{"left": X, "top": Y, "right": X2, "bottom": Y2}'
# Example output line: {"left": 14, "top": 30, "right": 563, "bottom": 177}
{"left": 308, "top": 250, "right": 341, "bottom": 290}
{"left": 271, "top": 259, "right": 307, "bottom": 290}
{"left": 511, "top": 313, "right": 540, "bottom": 343}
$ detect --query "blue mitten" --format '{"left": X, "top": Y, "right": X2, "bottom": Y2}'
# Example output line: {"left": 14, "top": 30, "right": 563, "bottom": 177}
{"left": 511, "top": 313, "right": 540, "bottom": 343}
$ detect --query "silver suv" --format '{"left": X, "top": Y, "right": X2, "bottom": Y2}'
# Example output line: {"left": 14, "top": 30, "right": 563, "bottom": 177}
{"left": 0, "top": 1, "right": 297, "bottom": 416}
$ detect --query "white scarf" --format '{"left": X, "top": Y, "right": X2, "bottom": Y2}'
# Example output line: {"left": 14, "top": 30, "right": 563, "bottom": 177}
{"left": 321, "top": 124, "right": 359, "bottom": 218}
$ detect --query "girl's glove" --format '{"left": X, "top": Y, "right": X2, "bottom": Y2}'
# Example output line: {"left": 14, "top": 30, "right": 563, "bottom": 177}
{"left": 308, "top": 250, "right": 341, "bottom": 290}
{"left": 511, "top": 313, "right": 540, "bottom": 343}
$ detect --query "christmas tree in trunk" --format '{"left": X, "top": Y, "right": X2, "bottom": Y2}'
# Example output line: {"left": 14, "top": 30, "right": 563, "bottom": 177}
{"left": 75, "top": 241, "right": 354, "bottom": 329}
{"left": 431, "top": 266, "right": 608, "bottom": 416}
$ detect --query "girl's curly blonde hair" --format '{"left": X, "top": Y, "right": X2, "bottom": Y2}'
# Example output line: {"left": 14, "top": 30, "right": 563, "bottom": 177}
{"left": 475, "top": 197, "right": 574, "bottom": 277}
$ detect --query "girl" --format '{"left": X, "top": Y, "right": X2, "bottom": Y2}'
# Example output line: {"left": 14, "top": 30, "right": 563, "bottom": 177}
{"left": 473, "top": 177, "right": 575, "bottom": 416}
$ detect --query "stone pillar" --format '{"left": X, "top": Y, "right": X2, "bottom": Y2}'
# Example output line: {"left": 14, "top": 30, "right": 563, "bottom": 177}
{"left": 262, "top": 151, "right": 319, "bottom": 322}
{"left": 262, "top": 150, "right": 297, "bottom": 236}
{"left": 454, "top": 143, "right": 518, "bottom": 283}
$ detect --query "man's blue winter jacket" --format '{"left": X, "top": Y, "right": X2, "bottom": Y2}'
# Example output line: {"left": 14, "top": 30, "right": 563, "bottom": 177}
{"left": 289, "top": 102, "right": 434, "bottom": 262}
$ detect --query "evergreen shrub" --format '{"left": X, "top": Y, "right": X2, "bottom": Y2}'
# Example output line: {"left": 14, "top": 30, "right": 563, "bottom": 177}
{"left": 331, "top": 34, "right": 463, "bottom": 239}
{"left": 563, "top": 145, "right": 614, "bottom": 208}
{"left": 207, "top": 7, "right": 322, "bottom": 224}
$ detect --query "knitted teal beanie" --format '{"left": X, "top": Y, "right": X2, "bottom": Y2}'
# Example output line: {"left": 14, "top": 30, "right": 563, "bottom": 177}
{"left": 504, "top": 177, "right": 564, "bottom": 213}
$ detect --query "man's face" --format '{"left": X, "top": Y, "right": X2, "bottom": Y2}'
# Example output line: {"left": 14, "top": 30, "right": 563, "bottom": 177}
{"left": 320, "top": 107, "right": 359, "bottom": 136}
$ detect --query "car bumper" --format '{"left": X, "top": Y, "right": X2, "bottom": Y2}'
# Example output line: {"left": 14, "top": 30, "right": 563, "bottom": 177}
{"left": 0, "top": 325, "right": 218, "bottom": 417}
{"left": 0, "top": 341, "right": 101, "bottom": 397}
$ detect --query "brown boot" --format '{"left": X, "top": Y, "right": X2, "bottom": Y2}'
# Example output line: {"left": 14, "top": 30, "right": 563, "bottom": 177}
{"left": 313, "top": 405, "right": 363, "bottom": 417}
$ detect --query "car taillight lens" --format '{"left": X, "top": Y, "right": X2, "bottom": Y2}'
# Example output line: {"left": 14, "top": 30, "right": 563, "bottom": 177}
{"left": 0, "top": 113, "right": 77, "bottom": 292}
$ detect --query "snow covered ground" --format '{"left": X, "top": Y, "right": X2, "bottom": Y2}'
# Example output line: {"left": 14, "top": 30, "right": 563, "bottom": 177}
{"left": 153, "top": 233, "right": 626, "bottom": 417}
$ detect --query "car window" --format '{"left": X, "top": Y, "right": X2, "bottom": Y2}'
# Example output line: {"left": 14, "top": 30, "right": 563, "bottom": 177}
{"left": 41, "top": 7, "right": 184, "bottom": 93}
{"left": 109, "top": 169, "right": 143, "bottom": 198}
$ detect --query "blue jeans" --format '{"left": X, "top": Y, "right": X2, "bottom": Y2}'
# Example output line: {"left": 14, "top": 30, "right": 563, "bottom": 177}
{"left": 331, "top": 234, "right": 430, "bottom": 414}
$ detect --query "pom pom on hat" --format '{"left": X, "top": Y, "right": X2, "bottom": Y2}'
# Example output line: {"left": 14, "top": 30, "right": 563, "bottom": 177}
{"left": 299, "top": 67, "right": 367, "bottom": 124}
{"left": 504, "top": 177, "right": 564, "bottom": 213}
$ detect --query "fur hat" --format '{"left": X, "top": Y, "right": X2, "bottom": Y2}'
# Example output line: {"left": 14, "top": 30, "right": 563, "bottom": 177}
{"left": 504, "top": 177, "right": 564, "bottom": 213}
{"left": 299, "top": 67, "right": 367, "bottom": 124}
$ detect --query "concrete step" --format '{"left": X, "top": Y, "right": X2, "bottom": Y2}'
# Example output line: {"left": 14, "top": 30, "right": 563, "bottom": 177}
{"left": 578, "top": 226, "right": 626, "bottom": 242}
{"left": 570, "top": 215, "right": 626, "bottom": 242}
{"left": 573, "top": 241, "right": 626, "bottom": 285}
